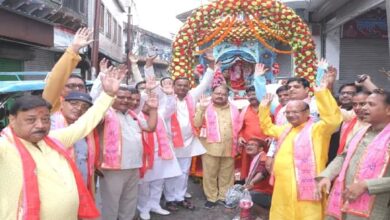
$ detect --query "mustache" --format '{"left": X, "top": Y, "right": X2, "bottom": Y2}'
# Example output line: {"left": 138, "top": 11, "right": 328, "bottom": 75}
{"left": 32, "top": 130, "right": 47, "bottom": 134}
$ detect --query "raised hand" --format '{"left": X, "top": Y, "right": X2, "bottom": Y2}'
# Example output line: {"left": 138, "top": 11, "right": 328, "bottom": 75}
{"left": 146, "top": 92, "right": 159, "bottom": 109}
{"left": 101, "top": 67, "right": 125, "bottom": 97}
{"left": 315, "top": 177, "right": 331, "bottom": 199}
{"left": 161, "top": 78, "right": 174, "bottom": 95}
{"left": 99, "top": 58, "right": 110, "bottom": 73}
{"left": 314, "top": 72, "right": 329, "bottom": 92}
{"left": 145, "top": 75, "right": 159, "bottom": 93}
{"left": 254, "top": 63, "right": 268, "bottom": 77}
{"left": 199, "top": 94, "right": 211, "bottom": 110}
{"left": 317, "top": 58, "right": 329, "bottom": 69}
{"left": 260, "top": 93, "right": 274, "bottom": 107}
{"left": 128, "top": 53, "right": 139, "bottom": 63}
{"left": 204, "top": 50, "right": 216, "bottom": 70}
{"left": 325, "top": 66, "right": 337, "bottom": 84}
{"left": 71, "top": 27, "right": 94, "bottom": 53}
{"left": 145, "top": 54, "right": 158, "bottom": 68}
{"left": 355, "top": 74, "right": 370, "bottom": 86}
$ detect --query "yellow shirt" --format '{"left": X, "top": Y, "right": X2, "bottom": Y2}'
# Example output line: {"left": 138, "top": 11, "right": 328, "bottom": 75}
{"left": 194, "top": 104, "right": 233, "bottom": 157}
{"left": 0, "top": 92, "right": 113, "bottom": 220}
{"left": 42, "top": 47, "right": 81, "bottom": 113}
{"left": 258, "top": 89, "right": 342, "bottom": 220}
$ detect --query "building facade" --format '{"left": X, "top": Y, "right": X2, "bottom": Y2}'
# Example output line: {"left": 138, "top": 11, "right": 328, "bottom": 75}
{"left": 0, "top": 0, "right": 88, "bottom": 79}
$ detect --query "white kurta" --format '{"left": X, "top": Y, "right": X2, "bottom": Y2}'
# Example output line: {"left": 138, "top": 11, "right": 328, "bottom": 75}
{"left": 141, "top": 131, "right": 182, "bottom": 182}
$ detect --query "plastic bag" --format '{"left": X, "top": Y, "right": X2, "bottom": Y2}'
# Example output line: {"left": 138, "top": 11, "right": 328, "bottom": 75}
{"left": 225, "top": 184, "right": 245, "bottom": 208}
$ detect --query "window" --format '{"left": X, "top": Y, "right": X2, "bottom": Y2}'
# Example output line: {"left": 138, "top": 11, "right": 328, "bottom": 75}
{"left": 107, "top": 11, "right": 111, "bottom": 38}
{"left": 118, "top": 25, "right": 122, "bottom": 46}
{"left": 99, "top": 4, "right": 104, "bottom": 32}
{"left": 79, "top": 0, "right": 85, "bottom": 13}
{"left": 113, "top": 19, "right": 117, "bottom": 43}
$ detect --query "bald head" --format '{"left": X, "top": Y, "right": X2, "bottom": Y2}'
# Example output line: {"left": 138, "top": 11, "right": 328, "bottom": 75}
{"left": 285, "top": 100, "right": 310, "bottom": 127}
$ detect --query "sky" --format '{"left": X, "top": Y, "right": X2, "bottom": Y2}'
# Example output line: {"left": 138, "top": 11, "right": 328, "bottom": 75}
{"left": 132, "top": 0, "right": 207, "bottom": 39}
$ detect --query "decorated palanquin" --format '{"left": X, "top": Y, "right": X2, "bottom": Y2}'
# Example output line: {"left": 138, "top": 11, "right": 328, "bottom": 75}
{"left": 169, "top": 0, "right": 318, "bottom": 178}
{"left": 169, "top": 0, "right": 318, "bottom": 89}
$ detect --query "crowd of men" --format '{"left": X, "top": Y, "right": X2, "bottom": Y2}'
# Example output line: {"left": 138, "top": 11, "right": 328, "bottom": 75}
{"left": 0, "top": 27, "right": 389, "bottom": 220}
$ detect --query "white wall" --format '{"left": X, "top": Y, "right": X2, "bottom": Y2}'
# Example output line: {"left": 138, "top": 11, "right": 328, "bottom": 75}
{"left": 325, "top": 27, "right": 341, "bottom": 73}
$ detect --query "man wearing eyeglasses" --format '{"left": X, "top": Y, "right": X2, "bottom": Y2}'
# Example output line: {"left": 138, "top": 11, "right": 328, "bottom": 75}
{"left": 258, "top": 78, "right": 342, "bottom": 220}
{"left": 317, "top": 89, "right": 390, "bottom": 220}
{"left": 50, "top": 91, "right": 98, "bottom": 197}
{"left": 43, "top": 28, "right": 93, "bottom": 113}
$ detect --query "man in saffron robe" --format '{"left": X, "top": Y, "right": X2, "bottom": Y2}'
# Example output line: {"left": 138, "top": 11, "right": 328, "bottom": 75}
{"left": 316, "top": 89, "right": 390, "bottom": 220}
{"left": 0, "top": 70, "right": 124, "bottom": 220}
{"left": 258, "top": 80, "right": 342, "bottom": 220}
{"left": 194, "top": 85, "right": 241, "bottom": 209}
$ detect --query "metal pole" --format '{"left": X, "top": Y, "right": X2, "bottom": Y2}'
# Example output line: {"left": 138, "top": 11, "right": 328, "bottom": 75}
{"left": 91, "top": 0, "right": 101, "bottom": 80}
{"left": 126, "top": 5, "right": 132, "bottom": 84}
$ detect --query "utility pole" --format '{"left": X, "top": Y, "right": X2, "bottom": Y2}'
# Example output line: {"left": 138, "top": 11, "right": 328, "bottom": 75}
{"left": 91, "top": 0, "right": 101, "bottom": 79}
{"left": 126, "top": 4, "right": 132, "bottom": 84}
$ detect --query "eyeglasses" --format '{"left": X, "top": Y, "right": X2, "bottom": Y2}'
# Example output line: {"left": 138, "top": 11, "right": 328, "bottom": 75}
{"left": 65, "top": 83, "right": 86, "bottom": 91}
{"left": 67, "top": 100, "right": 90, "bottom": 111}
{"left": 340, "top": 91, "right": 355, "bottom": 96}
{"left": 283, "top": 108, "right": 308, "bottom": 116}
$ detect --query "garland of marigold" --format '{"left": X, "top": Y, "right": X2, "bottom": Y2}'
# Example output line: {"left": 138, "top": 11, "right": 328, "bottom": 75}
{"left": 197, "top": 17, "right": 230, "bottom": 47}
{"left": 246, "top": 17, "right": 293, "bottom": 55}
{"left": 195, "top": 16, "right": 236, "bottom": 55}
{"left": 252, "top": 16, "right": 289, "bottom": 44}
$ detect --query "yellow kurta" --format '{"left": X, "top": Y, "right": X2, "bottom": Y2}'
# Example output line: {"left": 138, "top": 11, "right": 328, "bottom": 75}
{"left": 42, "top": 47, "right": 81, "bottom": 113}
{"left": 258, "top": 89, "right": 342, "bottom": 220}
{"left": 0, "top": 93, "right": 113, "bottom": 220}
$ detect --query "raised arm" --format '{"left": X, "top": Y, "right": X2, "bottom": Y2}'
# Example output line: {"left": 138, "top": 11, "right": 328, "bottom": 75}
{"left": 43, "top": 28, "right": 93, "bottom": 112}
{"left": 253, "top": 63, "right": 268, "bottom": 101}
{"left": 129, "top": 53, "right": 144, "bottom": 83}
{"left": 90, "top": 58, "right": 110, "bottom": 101}
{"left": 144, "top": 54, "right": 157, "bottom": 78}
{"left": 194, "top": 95, "right": 211, "bottom": 128}
{"left": 189, "top": 52, "right": 216, "bottom": 102}
{"left": 355, "top": 74, "right": 379, "bottom": 92}
{"left": 258, "top": 93, "right": 285, "bottom": 138}
{"left": 141, "top": 93, "right": 158, "bottom": 132}
{"left": 159, "top": 79, "right": 176, "bottom": 119}
{"left": 313, "top": 78, "right": 343, "bottom": 135}
{"left": 50, "top": 67, "right": 125, "bottom": 147}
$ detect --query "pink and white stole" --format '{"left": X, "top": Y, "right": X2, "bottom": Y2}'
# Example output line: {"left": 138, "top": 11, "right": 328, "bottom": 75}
{"left": 170, "top": 95, "right": 196, "bottom": 148}
{"left": 271, "top": 119, "right": 318, "bottom": 201}
{"left": 143, "top": 114, "right": 174, "bottom": 161}
{"left": 326, "top": 123, "right": 390, "bottom": 219}
{"left": 204, "top": 103, "right": 240, "bottom": 157}
{"left": 100, "top": 108, "right": 123, "bottom": 169}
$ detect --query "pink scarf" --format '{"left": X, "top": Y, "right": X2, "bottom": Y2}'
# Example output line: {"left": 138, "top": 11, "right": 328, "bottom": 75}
{"left": 51, "top": 112, "right": 98, "bottom": 194}
{"left": 1, "top": 127, "right": 100, "bottom": 220}
{"left": 101, "top": 108, "right": 123, "bottom": 169}
{"left": 143, "top": 114, "right": 174, "bottom": 161}
{"left": 171, "top": 95, "right": 196, "bottom": 148}
{"left": 326, "top": 123, "right": 390, "bottom": 219}
{"left": 271, "top": 119, "right": 318, "bottom": 201}
{"left": 204, "top": 103, "right": 240, "bottom": 157}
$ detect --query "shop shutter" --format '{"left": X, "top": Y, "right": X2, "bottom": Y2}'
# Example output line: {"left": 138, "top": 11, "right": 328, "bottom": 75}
{"left": 339, "top": 39, "right": 389, "bottom": 91}
{"left": 0, "top": 58, "right": 23, "bottom": 80}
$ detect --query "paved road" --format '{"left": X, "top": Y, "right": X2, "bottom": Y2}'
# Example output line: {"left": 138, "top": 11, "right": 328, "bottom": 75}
{"left": 148, "top": 177, "right": 238, "bottom": 220}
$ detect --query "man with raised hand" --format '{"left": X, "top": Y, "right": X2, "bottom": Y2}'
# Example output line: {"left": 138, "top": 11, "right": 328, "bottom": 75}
{"left": 43, "top": 27, "right": 93, "bottom": 112}
{"left": 0, "top": 68, "right": 124, "bottom": 220}
{"left": 163, "top": 53, "right": 215, "bottom": 211}
{"left": 258, "top": 77, "right": 342, "bottom": 220}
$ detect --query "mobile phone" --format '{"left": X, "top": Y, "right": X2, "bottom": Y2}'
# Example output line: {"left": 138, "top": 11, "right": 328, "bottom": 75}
{"left": 357, "top": 75, "right": 368, "bottom": 83}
